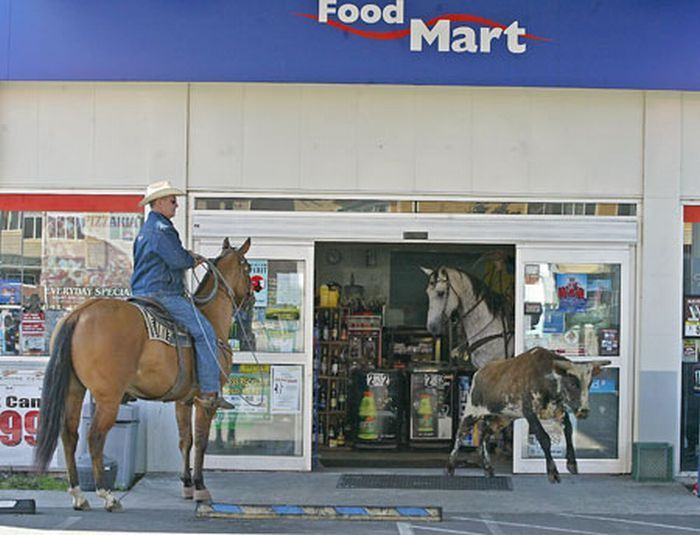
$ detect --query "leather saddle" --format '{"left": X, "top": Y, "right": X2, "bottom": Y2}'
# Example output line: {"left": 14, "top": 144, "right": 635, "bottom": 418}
{"left": 127, "top": 296, "right": 196, "bottom": 402}
{"left": 128, "top": 296, "right": 192, "bottom": 348}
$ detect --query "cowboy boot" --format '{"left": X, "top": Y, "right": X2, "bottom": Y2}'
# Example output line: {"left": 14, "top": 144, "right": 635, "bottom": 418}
{"left": 196, "top": 392, "right": 235, "bottom": 411}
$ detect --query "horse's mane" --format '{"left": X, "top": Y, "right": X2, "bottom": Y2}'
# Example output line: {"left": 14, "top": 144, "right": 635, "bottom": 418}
{"left": 448, "top": 267, "right": 512, "bottom": 323}
{"left": 193, "top": 253, "right": 226, "bottom": 299}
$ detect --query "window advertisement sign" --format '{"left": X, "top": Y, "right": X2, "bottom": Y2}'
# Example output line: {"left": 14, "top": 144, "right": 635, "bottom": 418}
{"left": 271, "top": 365, "right": 302, "bottom": 415}
{"left": 0, "top": 202, "right": 142, "bottom": 357}
{"left": 684, "top": 296, "right": 700, "bottom": 338}
{"left": 0, "top": 369, "right": 44, "bottom": 467}
{"left": 556, "top": 273, "right": 587, "bottom": 313}
{"left": 223, "top": 364, "right": 270, "bottom": 415}
{"left": 250, "top": 260, "right": 269, "bottom": 308}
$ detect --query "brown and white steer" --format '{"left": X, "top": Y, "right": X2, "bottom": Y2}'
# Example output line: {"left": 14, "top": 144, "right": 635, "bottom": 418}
{"left": 446, "top": 346, "right": 610, "bottom": 483}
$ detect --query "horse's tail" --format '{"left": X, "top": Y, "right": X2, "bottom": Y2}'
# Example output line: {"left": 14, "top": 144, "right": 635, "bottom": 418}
{"left": 34, "top": 314, "right": 79, "bottom": 472}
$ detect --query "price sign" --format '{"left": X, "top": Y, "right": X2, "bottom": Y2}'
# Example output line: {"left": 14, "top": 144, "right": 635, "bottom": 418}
{"left": 0, "top": 368, "right": 44, "bottom": 467}
{"left": 367, "top": 373, "right": 389, "bottom": 387}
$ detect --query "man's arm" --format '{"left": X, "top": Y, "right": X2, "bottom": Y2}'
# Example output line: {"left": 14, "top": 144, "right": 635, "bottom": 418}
{"left": 154, "top": 226, "right": 196, "bottom": 270}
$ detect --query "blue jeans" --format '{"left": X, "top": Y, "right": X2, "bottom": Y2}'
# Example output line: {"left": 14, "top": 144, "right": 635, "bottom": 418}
{"left": 148, "top": 293, "right": 221, "bottom": 394}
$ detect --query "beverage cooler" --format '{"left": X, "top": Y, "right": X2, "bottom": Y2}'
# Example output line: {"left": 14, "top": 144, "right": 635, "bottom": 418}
{"left": 409, "top": 370, "right": 455, "bottom": 447}
{"left": 348, "top": 369, "right": 405, "bottom": 449}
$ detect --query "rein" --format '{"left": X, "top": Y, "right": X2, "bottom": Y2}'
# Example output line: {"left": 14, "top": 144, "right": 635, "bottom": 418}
{"left": 189, "top": 254, "right": 265, "bottom": 407}
{"left": 438, "top": 269, "right": 513, "bottom": 361}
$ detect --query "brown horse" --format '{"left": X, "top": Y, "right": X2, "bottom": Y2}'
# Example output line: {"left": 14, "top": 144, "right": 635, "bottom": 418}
{"left": 34, "top": 238, "right": 252, "bottom": 512}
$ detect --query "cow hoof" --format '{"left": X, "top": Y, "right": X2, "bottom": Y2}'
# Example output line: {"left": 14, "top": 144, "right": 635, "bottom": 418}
{"left": 548, "top": 472, "right": 561, "bottom": 484}
{"left": 444, "top": 465, "right": 455, "bottom": 477}
{"left": 567, "top": 461, "right": 578, "bottom": 475}
{"left": 182, "top": 485, "right": 194, "bottom": 500}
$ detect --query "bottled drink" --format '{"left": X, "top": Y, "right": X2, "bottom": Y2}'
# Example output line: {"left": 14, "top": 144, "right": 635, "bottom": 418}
{"left": 337, "top": 425, "right": 346, "bottom": 447}
{"left": 328, "top": 424, "right": 337, "bottom": 448}
{"left": 320, "top": 348, "right": 328, "bottom": 375}
{"left": 330, "top": 381, "right": 338, "bottom": 410}
{"left": 331, "top": 356, "right": 339, "bottom": 376}
{"left": 338, "top": 388, "right": 346, "bottom": 411}
{"left": 319, "top": 384, "right": 327, "bottom": 410}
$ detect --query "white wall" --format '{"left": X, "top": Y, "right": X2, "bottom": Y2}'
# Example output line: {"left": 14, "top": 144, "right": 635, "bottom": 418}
{"left": 188, "top": 84, "right": 644, "bottom": 198}
{"left": 0, "top": 82, "right": 646, "bottom": 199}
{"left": 0, "top": 83, "right": 188, "bottom": 192}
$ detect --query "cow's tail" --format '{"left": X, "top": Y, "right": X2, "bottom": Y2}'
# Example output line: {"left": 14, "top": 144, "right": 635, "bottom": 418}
{"left": 34, "top": 314, "right": 79, "bottom": 472}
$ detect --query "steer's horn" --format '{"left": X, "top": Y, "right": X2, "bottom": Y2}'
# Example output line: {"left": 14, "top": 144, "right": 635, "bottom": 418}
{"left": 552, "top": 359, "right": 575, "bottom": 374}
{"left": 591, "top": 359, "right": 612, "bottom": 376}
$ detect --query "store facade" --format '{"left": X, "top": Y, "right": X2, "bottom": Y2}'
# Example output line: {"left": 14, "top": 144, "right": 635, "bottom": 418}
{"left": 1, "top": 1, "right": 699, "bottom": 475}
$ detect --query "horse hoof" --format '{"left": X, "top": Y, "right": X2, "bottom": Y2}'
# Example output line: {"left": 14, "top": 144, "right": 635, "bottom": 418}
{"left": 444, "top": 465, "right": 455, "bottom": 477}
{"left": 73, "top": 499, "right": 91, "bottom": 511}
{"left": 194, "top": 488, "right": 212, "bottom": 503}
{"left": 105, "top": 500, "right": 123, "bottom": 513}
{"left": 567, "top": 461, "right": 578, "bottom": 475}
{"left": 182, "top": 486, "right": 194, "bottom": 500}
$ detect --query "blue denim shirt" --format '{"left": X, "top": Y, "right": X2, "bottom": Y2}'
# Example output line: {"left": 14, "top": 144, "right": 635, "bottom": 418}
{"left": 130, "top": 211, "right": 194, "bottom": 296}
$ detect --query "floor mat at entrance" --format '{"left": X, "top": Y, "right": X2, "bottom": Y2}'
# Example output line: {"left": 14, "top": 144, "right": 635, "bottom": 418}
{"left": 336, "top": 474, "right": 512, "bottom": 491}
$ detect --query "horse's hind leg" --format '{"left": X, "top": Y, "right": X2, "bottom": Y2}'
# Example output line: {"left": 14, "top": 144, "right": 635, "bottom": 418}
{"left": 192, "top": 401, "right": 217, "bottom": 505}
{"left": 62, "top": 374, "right": 90, "bottom": 511}
{"left": 88, "top": 399, "right": 122, "bottom": 512}
{"left": 175, "top": 401, "right": 194, "bottom": 499}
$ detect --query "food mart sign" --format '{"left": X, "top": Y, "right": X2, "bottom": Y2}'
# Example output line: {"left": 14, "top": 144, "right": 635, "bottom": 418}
{"left": 2, "top": 0, "right": 699, "bottom": 90}
{"left": 307, "top": 0, "right": 544, "bottom": 54}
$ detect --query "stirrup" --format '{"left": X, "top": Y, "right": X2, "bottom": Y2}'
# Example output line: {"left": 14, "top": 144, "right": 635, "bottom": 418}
{"left": 196, "top": 393, "right": 235, "bottom": 410}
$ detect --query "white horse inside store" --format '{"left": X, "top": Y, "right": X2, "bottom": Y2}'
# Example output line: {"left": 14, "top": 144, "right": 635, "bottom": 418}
{"left": 422, "top": 266, "right": 514, "bottom": 368}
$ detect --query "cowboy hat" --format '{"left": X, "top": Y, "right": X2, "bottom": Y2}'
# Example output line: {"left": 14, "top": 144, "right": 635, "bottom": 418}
{"left": 139, "top": 180, "right": 186, "bottom": 206}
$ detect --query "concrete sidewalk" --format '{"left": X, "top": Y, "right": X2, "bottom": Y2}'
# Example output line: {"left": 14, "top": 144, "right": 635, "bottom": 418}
{"left": 1, "top": 469, "right": 699, "bottom": 534}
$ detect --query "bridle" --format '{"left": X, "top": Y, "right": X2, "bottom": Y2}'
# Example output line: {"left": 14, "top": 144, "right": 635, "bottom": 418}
{"left": 431, "top": 268, "right": 512, "bottom": 360}
{"left": 189, "top": 251, "right": 266, "bottom": 407}
{"left": 433, "top": 269, "right": 485, "bottom": 326}
{"left": 193, "top": 253, "right": 254, "bottom": 316}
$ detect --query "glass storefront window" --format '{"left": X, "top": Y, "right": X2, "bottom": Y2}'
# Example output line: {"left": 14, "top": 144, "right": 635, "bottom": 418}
{"left": 523, "top": 367, "right": 619, "bottom": 460}
{"left": 231, "top": 260, "right": 305, "bottom": 354}
{"left": 210, "top": 364, "right": 304, "bottom": 457}
{"left": 521, "top": 261, "right": 622, "bottom": 461}
{"left": 681, "top": 209, "right": 700, "bottom": 470}
{"left": 0, "top": 208, "right": 142, "bottom": 357}
{"left": 194, "top": 197, "right": 637, "bottom": 217}
{"left": 524, "top": 263, "right": 621, "bottom": 357}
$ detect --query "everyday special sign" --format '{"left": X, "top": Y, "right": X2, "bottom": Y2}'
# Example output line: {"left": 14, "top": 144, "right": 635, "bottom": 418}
{"left": 2, "top": 0, "right": 699, "bottom": 90}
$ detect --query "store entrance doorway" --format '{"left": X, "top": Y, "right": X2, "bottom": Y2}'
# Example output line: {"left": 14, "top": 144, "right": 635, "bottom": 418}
{"left": 313, "top": 242, "right": 515, "bottom": 468}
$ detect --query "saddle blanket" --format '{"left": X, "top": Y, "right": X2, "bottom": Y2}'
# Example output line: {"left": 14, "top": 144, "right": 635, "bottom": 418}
{"left": 131, "top": 301, "right": 192, "bottom": 348}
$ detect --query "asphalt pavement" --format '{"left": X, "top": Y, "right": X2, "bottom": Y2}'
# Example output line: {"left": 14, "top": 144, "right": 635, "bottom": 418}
{"left": 1, "top": 468, "right": 699, "bottom": 534}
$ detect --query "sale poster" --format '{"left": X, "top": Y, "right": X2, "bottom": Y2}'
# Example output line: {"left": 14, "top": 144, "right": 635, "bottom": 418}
{"left": 0, "top": 368, "right": 44, "bottom": 467}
